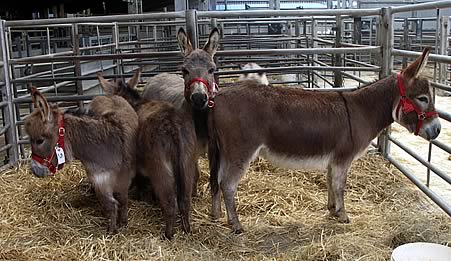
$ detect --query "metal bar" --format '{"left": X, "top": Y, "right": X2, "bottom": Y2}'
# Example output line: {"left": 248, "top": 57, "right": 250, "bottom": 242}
{"left": 71, "top": 24, "right": 83, "bottom": 108}
{"left": 388, "top": 135, "right": 451, "bottom": 185}
{"left": 386, "top": 155, "right": 451, "bottom": 217}
{"left": 6, "top": 12, "right": 186, "bottom": 27}
{"left": 10, "top": 47, "right": 382, "bottom": 64}
{"left": 216, "top": 66, "right": 379, "bottom": 75}
{"left": 198, "top": 9, "right": 382, "bottom": 18}
{"left": 393, "top": 49, "right": 451, "bottom": 64}
{"left": 430, "top": 82, "right": 451, "bottom": 92}
{"left": 334, "top": 16, "right": 343, "bottom": 87}
{"left": 391, "top": 0, "right": 451, "bottom": 14}
{"left": 430, "top": 139, "right": 451, "bottom": 155}
{"left": 186, "top": 10, "right": 199, "bottom": 49}
{"left": 378, "top": 7, "right": 394, "bottom": 157}
{"left": 10, "top": 51, "right": 181, "bottom": 64}
{"left": 0, "top": 20, "right": 19, "bottom": 164}
{"left": 0, "top": 144, "right": 12, "bottom": 153}
{"left": 437, "top": 108, "right": 451, "bottom": 122}
{"left": 0, "top": 123, "right": 10, "bottom": 136}
{"left": 14, "top": 94, "right": 98, "bottom": 104}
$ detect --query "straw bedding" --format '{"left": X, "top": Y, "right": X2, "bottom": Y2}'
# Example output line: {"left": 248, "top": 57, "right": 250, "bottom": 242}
{"left": 0, "top": 151, "right": 450, "bottom": 261}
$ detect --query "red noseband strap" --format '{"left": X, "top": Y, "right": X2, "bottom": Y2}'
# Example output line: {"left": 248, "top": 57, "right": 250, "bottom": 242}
{"left": 31, "top": 114, "right": 65, "bottom": 174}
{"left": 396, "top": 73, "right": 438, "bottom": 135}
{"left": 186, "top": 77, "right": 219, "bottom": 108}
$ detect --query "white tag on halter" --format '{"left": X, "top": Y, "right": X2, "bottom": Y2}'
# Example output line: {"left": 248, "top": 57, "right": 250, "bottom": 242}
{"left": 55, "top": 146, "right": 65, "bottom": 165}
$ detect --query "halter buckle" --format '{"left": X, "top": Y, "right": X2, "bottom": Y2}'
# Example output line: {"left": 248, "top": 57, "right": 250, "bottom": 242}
{"left": 207, "top": 99, "right": 215, "bottom": 108}
{"left": 58, "top": 127, "right": 65, "bottom": 136}
{"left": 418, "top": 113, "right": 426, "bottom": 120}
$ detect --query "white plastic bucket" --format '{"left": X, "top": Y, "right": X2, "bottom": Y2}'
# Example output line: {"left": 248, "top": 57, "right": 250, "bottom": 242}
{"left": 391, "top": 242, "right": 451, "bottom": 261}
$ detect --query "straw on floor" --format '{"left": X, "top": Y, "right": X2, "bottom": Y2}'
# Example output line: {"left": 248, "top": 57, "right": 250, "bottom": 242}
{"left": 0, "top": 151, "right": 450, "bottom": 260}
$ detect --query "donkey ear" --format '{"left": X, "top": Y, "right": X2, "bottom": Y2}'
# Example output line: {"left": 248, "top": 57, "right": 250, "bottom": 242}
{"left": 127, "top": 68, "right": 141, "bottom": 89}
{"left": 203, "top": 27, "right": 220, "bottom": 57}
{"left": 177, "top": 27, "right": 193, "bottom": 56}
{"left": 97, "top": 72, "right": 117, "bottom": 94}
{"left": 402, "top": 47, "right": 430, "bottom": 79}
{"left": 31, "top": 87, "right": 53, "bottom": 122}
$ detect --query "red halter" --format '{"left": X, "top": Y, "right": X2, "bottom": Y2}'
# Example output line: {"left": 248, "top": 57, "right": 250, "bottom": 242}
{"left": 31, "top": 114, "right": 65, "bottom": 174}
{"left": 395, "top": 73, "right": 438, "bottom": 135}
{"left": 186, "top": 77, "right": 219, "bottom": 108}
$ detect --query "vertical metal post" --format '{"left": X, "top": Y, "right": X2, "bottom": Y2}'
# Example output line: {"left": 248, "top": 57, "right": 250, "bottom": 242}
{"left": 334, "top": 15, "right": 343, "bottom": 87}
{"left": 71, "top": 23, "right": 83, "bottom": 108}
{"left": 311, "top": 19, "right": 318, "bottom": 87}
{"left": 377, "top": 7, "right": 393, "bottom": 157}
{"left": 0, "top": 20, "right": 19, "bottom": 164}
{"left": 185, "top": 9, "right": 198, "bottom": 49}
{"left": 439, "top": 16, "right": 449, "bottom": 84}
{"left": 112, "top": 22, "right": 123, "bottom": 75}
{"left": 402, "top": 18, "right": 409, "bottom": 68}
{"left": 353, "top": 17, "right": 362, "bottom": 80}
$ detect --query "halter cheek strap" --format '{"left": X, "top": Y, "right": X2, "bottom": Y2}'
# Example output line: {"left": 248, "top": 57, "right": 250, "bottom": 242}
{"left": 31, "top": 114, "right": 65, "bottom": 174}
{"left": 396, "top": 73, "right": 438, "bottom": 135}
{"left": 186, "top": 77, "right": 219, "bottom": 108}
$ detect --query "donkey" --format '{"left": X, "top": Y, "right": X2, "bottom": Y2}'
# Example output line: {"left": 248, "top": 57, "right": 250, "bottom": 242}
{"left": 238, "top": 62, "right": 270, "bottom": 85}
{"left": 208, "top": 48, "right": 441, "bottom": 233}
{"left": 97, "top": 70, "right": 197, "bottom": 240}
{"left": 142, "top": 27, "right": 220, "bottom": 192}
{"left": 24, "top": 88, "right": 138, "bottom": 234}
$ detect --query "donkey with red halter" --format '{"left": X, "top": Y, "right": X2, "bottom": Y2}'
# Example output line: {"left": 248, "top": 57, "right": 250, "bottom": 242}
{"left": 25, "top": 88, "right": 138, "bottom": 233}
{"left": 97, "top": 70, "right": 197, "bottom": 240}
{"left": 208, "top": 48, "right": 441, "bottom": 233}
{"left": 142, "top": 27, "right": 220, "bottom": 192}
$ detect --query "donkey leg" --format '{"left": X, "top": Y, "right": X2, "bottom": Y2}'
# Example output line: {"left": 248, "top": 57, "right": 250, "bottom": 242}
{"left": 326, "top": 165, "right": 335, "bottom": 212}
{"left": 329, "top": 163, "right": 351, "bottom": 223}
{"left": 221, "top": 164, "right": 246, "bottom": 234}
{"left": 94, "top": 187, "right": 119, "bottom": 233}
{"left": 152, "top": 170, "right": 177, "bottom": 240}
{"left": 192, "top": 162, "right": 200, "bottom": 198}
{"left": 115, "top": 185, "right": 129, "bottom": 229}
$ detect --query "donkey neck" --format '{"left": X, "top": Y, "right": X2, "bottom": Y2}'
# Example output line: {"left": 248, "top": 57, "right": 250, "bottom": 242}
{"left": 182, "top": 100, "right": 209, "bottom": 143}
{"left": 351, "top": 74, "right": 398, "bottom": 139}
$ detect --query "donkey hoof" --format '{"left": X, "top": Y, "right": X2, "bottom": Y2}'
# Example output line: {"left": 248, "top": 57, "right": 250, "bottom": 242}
{"left": 162, "top": 231, "right": 174, "bottom": 240}
{"left": 337, "top": 213, "right": 350, "bottom": 223}
{"left": 232, "top": 224, "right": 244, "bottom": 234}
{"left": 107, "top": 226, "right": 118, "bottom": 235}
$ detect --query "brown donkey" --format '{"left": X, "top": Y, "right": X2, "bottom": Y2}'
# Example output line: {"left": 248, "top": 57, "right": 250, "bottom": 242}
{"left": 208, "top": 48, "right": 441, "bottom": 233}
{"left": 25, "top": 88, "right": 138, "bottom": 233}
{"left": 142, "top": 28, "right": 220, "bottom": 174}
{"left": 97, "top": 70, "right": 197, "bottom": 239}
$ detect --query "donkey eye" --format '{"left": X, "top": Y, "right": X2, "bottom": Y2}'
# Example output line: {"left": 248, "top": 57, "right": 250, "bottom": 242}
{"left": 35, "top": 139, "right": 44, "bottom": 145}
{"left": 182, "top": 68, "right": 189, "bottom": 75}
{"left": 208, "top": 68, "right": 215, "bottom": 74}
{"left": 417, "top": 96, "right": 429, "bottom": 103}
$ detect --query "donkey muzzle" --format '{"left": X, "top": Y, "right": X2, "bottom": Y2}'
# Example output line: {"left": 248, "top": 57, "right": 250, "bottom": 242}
{"left": 423, "top": 118, "right": 441, "bottom": 140}
{"left": 31, "top": 160, "right": 51, "bottom": 178}
{"left": 191, "top": 92, "right": 208, "bottom": 110}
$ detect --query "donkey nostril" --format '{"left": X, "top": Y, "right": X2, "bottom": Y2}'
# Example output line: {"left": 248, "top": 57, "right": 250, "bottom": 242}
{"left": 191, "top": 93, "right": 207, "bottom": 105}
{"left": 436, "top": 127, "right": 441, "bottom": 135}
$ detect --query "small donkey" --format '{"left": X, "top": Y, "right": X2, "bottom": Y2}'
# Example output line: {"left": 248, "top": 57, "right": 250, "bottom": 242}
{"left": 208, "top": 48, "right": 441, "bottom": 233}
{"left": 97, "top": 70, "right": 197, "bottom": 240}
{"left": 143, "top": 27, "right": 220, "bottom": 151}
{"left": 25, "top": 88, "right": 138, "bottom": 233}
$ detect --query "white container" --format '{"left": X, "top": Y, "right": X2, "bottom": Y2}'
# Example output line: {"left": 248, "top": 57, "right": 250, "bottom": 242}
{"left": 391, "top": 242, "right": 451, "bottom": 261}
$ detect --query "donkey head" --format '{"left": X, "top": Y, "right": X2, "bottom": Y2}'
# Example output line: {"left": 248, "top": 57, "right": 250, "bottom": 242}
{"left": 394, "top": 47, "right": 441, "bottom": 140}
{"left": 177, "top": 27, "right": 220, "bottom": 110}
{"left": 24, "top": 88, "right": 61, "bottom": 177}
{"left": 97, "top": 69, "right": 142, "bottom": 107}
